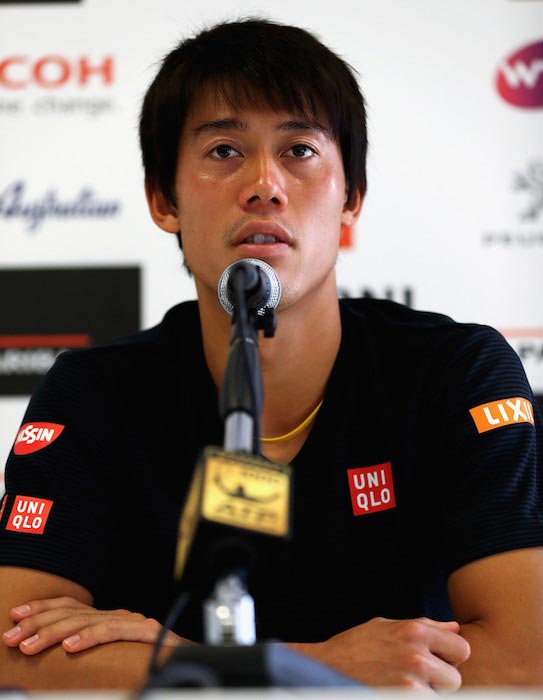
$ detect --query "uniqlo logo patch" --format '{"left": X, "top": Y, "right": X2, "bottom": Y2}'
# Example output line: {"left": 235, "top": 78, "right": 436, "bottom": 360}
{"left": 14, "top": 422, "right": 64, "bottom": 455}
{"left": 6, "top": 496, "right": 53, "bottom": 535}
{"left": 469, "top": 397, "right": 535, "bottom": 434}
{"left": 347, "top": 462, "right": 396, "bottom": 516}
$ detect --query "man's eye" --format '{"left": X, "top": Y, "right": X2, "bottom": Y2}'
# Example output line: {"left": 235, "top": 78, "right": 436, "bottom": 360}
{"left": 210, "top": 145, "right": 240, "bottom": 159}
{"left": 284, "top": 144, "right": 316, "bottom": 158}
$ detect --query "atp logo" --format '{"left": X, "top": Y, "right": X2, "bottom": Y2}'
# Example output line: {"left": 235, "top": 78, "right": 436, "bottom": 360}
{"left": 495, "top": 40, "right": 543, "bottom": 108}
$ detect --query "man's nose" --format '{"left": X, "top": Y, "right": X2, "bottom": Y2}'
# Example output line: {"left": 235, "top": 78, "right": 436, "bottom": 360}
{"left": 238, "top": 153, "right": 288, "bottom": 211}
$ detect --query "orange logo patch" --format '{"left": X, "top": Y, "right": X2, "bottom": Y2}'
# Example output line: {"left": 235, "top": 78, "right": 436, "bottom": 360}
{"left": 339, "top": 224, "right": 354, "bottom": 248}
{"left": 469, "top": 397, "right": 535, "bottom": 434}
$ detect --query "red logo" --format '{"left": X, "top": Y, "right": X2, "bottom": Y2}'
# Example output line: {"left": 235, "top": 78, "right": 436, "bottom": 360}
{"left": 339, "top": 224, "right": 354, "bottom": 249}
{"left": 347, "top": 462, "right": 396, "bottom": 516}
{"left": 6, "top": 496, "right": 53, "bottom": 535}
{"left": 0, "top": 55, "right": 114, "bottom": 89}
{"left": 14, "top": 422, "right": 64, "bottom": 455}
{"left": 495, "top": 41, "right": 543, "bottom": 109}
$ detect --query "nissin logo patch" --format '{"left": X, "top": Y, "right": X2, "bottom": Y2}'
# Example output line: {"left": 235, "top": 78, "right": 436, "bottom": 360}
{"left": 14, "top": 422, "right": 64, "bottom": 455}
{"left": 470, "top": 397, "right": 535, "bottom": 433}
{"left": 495, "top": 41, "right": 543, "bottom": 109}
{"left": 347, "top": 462, "right": 396, "bottom": 516}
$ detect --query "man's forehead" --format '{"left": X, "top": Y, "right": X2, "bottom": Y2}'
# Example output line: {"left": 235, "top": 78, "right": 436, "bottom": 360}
{"left": 185, "top": 89, "right": 331, "bottom": 136}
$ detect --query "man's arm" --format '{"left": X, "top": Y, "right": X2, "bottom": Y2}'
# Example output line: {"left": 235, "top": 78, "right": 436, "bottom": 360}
{"left": 8, "top": 548, "right": 543, "bottom": 689}
{"left": 293, "top": 549, "right": 543, "bottom": 688}
{"left": 0, "top": 566, "right": 176, "bottom": 690}
{"left": 291, "top": 616, "right": 469, "bottom": 692}
{"left": 5, "top": 582, "right": 471, "bottom": 693}
{"left": 449, "top": 547, "right": 543, "bottom": 686}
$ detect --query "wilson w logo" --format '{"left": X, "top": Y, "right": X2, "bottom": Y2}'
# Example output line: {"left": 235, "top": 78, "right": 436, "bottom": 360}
{"left": 496, "top": 41, "right": 543, "bottom": 108}
{"left": 499, "top": 59, "right": 543, "bottom": 88}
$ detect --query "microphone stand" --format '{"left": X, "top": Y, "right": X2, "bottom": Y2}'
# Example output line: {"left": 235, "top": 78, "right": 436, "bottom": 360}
{"left": 206, "top": 262, "right": 277, "bottom": 645}
{"left": 219, "top": 261, "right": 277, "bottom": 455}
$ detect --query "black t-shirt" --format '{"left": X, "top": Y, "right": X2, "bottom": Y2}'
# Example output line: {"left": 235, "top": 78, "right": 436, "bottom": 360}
{"left": 1, "top": 298, "right": 541, "bottom": 643}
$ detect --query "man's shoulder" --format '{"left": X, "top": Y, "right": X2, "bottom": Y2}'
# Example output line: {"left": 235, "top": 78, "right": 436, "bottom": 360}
{"left": 339, "top": 297, "right": 501, "bottom": 343}
{"left": 340, "top": 297, "right": 455, "bottom": 329}
{"left": 56, "top": 300, "right": 199, "bottom": 367}
{"left": 338, "top": 297, "right": 514, "bottom": 377}
{"left": 45, "top": 300, "right": 202, "bottom": 394}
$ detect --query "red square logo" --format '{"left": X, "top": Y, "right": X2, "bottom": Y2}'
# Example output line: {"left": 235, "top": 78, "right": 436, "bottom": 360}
{"left": 347, "top": 462, "right": 396, "bottom": 516}
{"left": 6, "top": 495, "right": 53, "bottom": 535}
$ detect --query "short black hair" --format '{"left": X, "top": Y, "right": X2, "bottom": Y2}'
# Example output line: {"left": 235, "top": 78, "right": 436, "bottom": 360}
{"left": 139, "top": 18, "right": 368, "bottom": 207}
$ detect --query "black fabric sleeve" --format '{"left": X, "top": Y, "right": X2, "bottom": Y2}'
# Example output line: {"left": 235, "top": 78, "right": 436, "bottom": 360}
{"left": 0, "top": 350, "right": 118, "bottom": 596}
{"left": 424, "top": 325, "right": 543, "bottom": 576}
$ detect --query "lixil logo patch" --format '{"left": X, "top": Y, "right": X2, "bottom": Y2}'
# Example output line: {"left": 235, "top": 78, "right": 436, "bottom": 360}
{"left": 469, "top": 397, "right": 535, "bottom": 433}
{"left": 14, "top": 422, "right": 64, "bottom": 455}
{"left": 347, "top": 462, "right": 396, "bottom": 516}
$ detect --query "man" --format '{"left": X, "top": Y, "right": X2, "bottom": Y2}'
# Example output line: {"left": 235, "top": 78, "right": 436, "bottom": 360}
{"left": 0, "top": 19, "right": 541, "bottom": 692}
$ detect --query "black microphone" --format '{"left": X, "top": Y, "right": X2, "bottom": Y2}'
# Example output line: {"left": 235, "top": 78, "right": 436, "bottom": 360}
{"left": 174, "top": 447, "right": 292, "bottom": 587}
{"left": 217, "top": 259, "right": 281, "bottom": 316}
{"left": 154, "top": 446, "right": 363, "bottom": 689}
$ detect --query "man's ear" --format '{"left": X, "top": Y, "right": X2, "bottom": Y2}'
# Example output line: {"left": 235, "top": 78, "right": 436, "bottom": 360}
{"left": 145, "top": 180, "right": 180, "bottom": 233}
{"left": 342, "top": 187, "right": 364, "bottom": 227}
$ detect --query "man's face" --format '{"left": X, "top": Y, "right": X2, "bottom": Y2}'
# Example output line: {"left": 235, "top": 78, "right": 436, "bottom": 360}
{"left": 152, "top": 92, "right": 362, "bottom": 313}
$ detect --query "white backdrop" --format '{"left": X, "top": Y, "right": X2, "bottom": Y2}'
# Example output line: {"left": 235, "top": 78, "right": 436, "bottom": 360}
{"left": 1, "top": 0, "right": 542, "bottom": 478}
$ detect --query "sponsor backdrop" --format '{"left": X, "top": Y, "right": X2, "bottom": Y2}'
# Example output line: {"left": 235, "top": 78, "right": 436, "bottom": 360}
{"left": 0, "top": 267, "right": 140, "bottom": 395}
{"left": 1, "top": 0, "right": 542, "bottom": 487}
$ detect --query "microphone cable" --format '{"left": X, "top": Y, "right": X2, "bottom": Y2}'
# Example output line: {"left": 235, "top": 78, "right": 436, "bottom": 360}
{"left": 143, "top": 588, "right": 192, "bottom": 687}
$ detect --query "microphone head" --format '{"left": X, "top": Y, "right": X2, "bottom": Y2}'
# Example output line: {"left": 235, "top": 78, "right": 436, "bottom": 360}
{"left": 217, "top": 258, "right": 281, "bottom": 316}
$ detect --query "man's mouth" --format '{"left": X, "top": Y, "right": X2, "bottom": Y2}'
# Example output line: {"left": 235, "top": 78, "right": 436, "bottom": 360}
{"left": 243, "top": 234, "right": 281, "bottom": 244}
{"left": 232, "top": 221, "right": 293, "bottom": 247}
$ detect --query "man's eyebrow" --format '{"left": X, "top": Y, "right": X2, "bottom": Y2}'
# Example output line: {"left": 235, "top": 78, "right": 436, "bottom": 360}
{"left": 193, "top": 118, "right": 248, "bottom": 135}
{"left": 275, "top": 119, "right": 330, "bottom": 136}
{"left": 192, "top": 117, "right": 330, "bottom": 137}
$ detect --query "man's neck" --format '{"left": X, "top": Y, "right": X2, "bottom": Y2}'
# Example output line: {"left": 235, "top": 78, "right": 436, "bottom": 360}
{"left": 196, "top": 273, "right": 342, "bottom": 443}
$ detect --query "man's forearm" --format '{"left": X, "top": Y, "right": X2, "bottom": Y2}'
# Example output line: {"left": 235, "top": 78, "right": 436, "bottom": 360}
{"left": 459, "top": 622, "right": 543, "bottom": 686}
{"left": 285, "top": 617, "right": 469, "bottom": 692}
{"left": 1, "top": 640, "right": 171, "bottom": 691}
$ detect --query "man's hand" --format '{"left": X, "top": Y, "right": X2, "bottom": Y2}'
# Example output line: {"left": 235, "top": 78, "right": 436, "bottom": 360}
{"left": 292, "top": 616, "right": 470, "bottom": 694}
{"left": 2, "top": 596, "right": 185, "bottom": 655}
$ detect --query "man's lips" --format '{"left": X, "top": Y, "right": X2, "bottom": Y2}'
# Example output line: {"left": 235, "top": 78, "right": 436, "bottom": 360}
{"left": 232, "top": 221, "right": 293, "bottom": 247}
